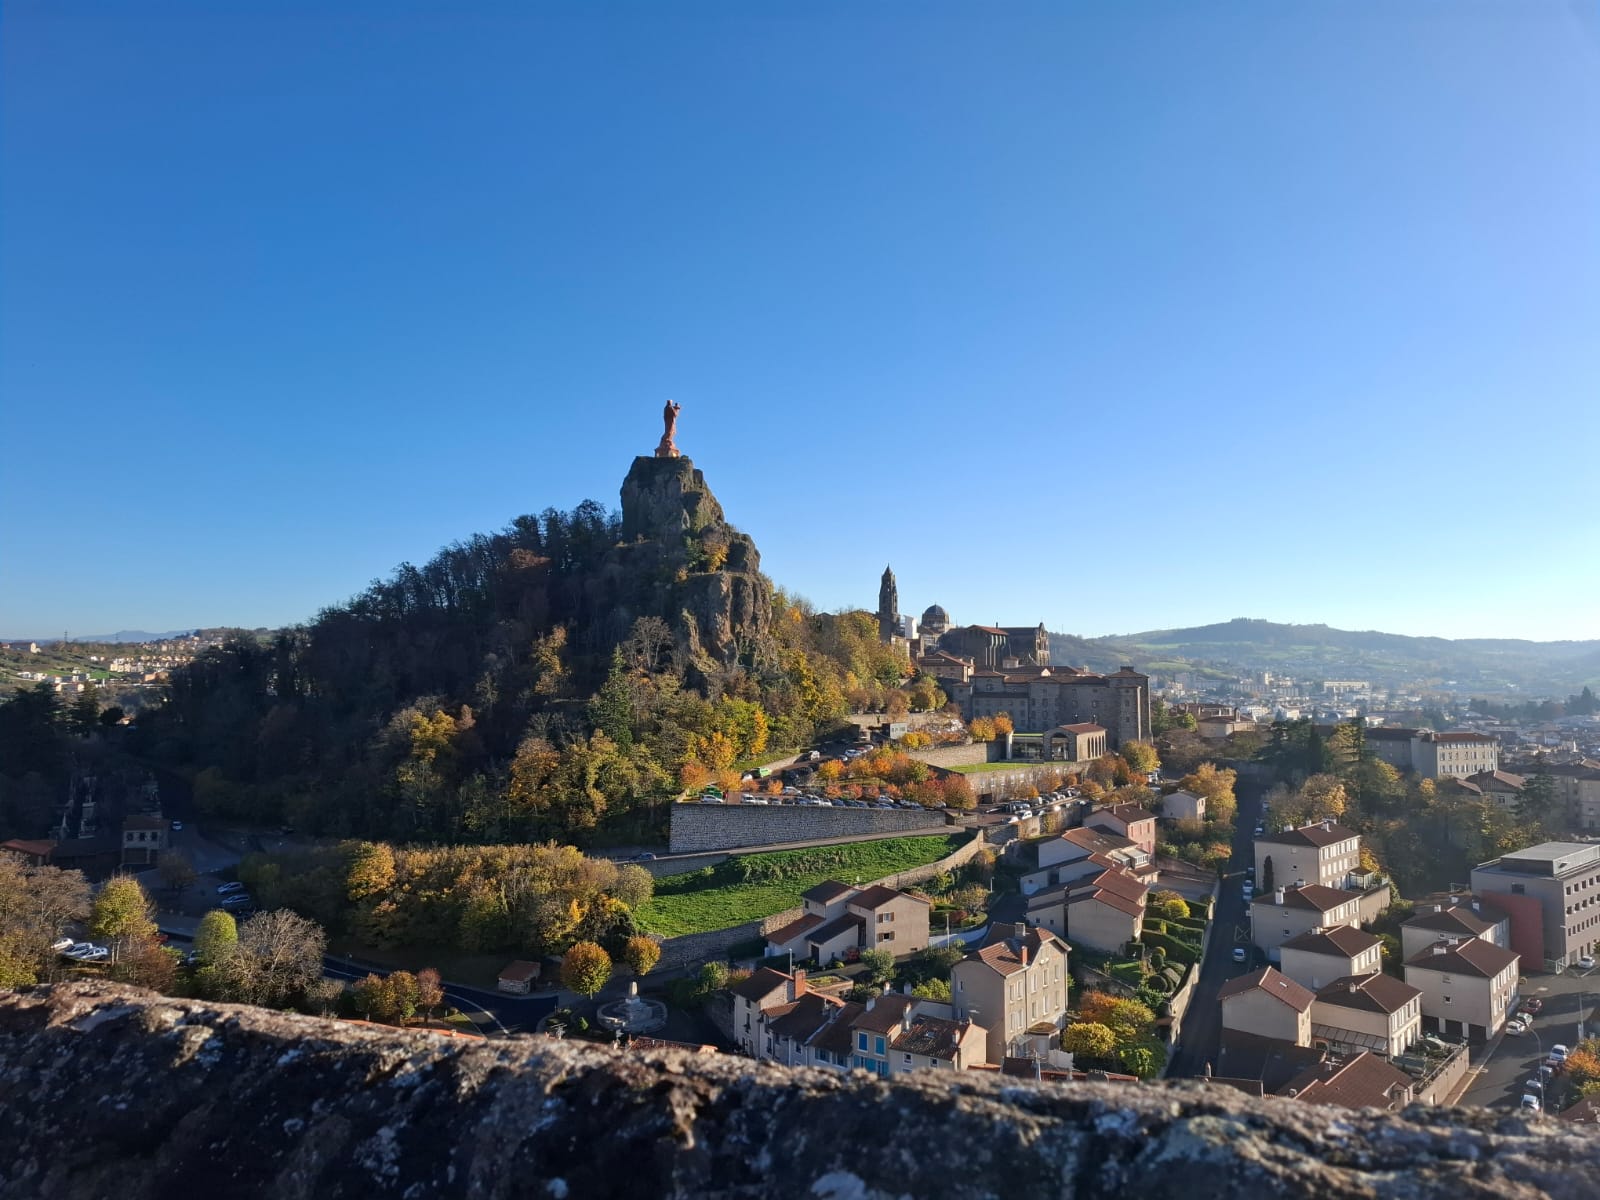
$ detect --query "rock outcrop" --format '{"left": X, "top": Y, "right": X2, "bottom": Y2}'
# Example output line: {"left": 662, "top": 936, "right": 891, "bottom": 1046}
{"left": 3, "top": 983, "right": 1600, "bottom": 1200}
{"left": 600, "top": 456, "right": 772, "bottom": 683}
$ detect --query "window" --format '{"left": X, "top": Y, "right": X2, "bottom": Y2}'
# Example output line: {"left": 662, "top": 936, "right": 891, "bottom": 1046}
{"left": 857, "top": 1032, "right": 868, "bottom": 1052}
{"left": 875, "top": 1037, "right": 886, "bottom": 1056}
{"left": 904, "top": 1054, "right": 913, "bottom": 1064}
{"left": 1444, "top": 995, "right": 1452, "bottom": 1004}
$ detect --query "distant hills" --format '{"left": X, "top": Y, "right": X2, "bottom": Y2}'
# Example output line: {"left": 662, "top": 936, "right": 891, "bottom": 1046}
{"left": 1048, "top": 618, "right": 1600, "bottom": 694}
{"left": 1, "top": 630, "right": 196, "bottom": 645}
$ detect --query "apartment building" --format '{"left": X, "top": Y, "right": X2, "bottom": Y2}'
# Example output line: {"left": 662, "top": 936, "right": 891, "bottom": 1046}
{"left": 1251, "top": 885, "right": 1365, "bottom": 961}
{"left": 1470, "top": 841, "right": 1600, "bottom": 969}
{"left": 1277, "top": 926, "right": 1383, "bottom": 992}
{"left": 1412, "top": 732, "right": 1500, "bottom": 779}
{"left": 1025, "top": 861, "right": 1147, "bottom": 953}
{"left": 1218, "top": 967, "right": 1315, "bottom": 1046}
{"left": 1403, "top": 937, "right": 1521, "bottom": 1043}
{"left": 1020, "top": 826, "right": 1153, "bottom": 895}
{"left": 1309, "top": 973, "right": 1423, "bottom": 1060}
{"left": 1254, "top": 821, "right": 1361, "bottom": 892}
{"left": 951, "top": 923, "right": 1070, "bottom": 1064}
{"left": 1398, "top": 899, "right": 1508, "bottom": 961}
{"left": 1085, "top": 803, "right": 1157, "bottom": 856}
{"left": 764, "top": 880, "right": 932, "bottom": 963}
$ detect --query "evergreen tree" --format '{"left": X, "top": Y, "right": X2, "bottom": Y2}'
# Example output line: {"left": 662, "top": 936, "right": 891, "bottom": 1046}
{"left": 587, "top": 648, "right": 635, "bottom": 752}
{"left": 1519, "top": 763, "right": 1559, "bottom": 833}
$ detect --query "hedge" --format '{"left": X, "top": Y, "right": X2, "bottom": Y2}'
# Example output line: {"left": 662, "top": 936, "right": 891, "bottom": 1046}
{"left": 1141, "top": 932, "right": 1199, "bottom": 965}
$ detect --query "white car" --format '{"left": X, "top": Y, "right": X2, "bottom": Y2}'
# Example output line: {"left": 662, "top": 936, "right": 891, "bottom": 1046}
{"left": 1231, "top": 947, "right": 1248, "bottom": 963}
{"left": 50, "top": 936, "right": 75, "bottom": 953}
{"left": 170, "top": 820, "right": 184, "bottom": 832}
{"left": 62, "top": 943, "right": 109, "bottom": 962}
{"left": 1577, "top": 954, "right": 1596, "bottom": 971}
{"left": 1520, "top": 1094, "right": 1542, "bottom": 1112}
{"left": 1242, "top": 882, "right": 1254, "bottom": 899}
{"left": 1506, "top": 1016, "right": 1530, "bottom": 1036}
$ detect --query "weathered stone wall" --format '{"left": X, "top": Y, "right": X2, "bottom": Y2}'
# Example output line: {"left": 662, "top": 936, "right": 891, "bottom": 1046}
{"left": 668, "top": 803, "right": 946, "bottom": 853}
{"left": 906, "top": 742, "right": 991, "bottom": 769}
{"left": 937, "top": 762, "right": 1077, "bottom": 802}
{"left": 656, "top": 906, "right": 805, "bottom": 971}
{"left": 6, "top": 983, "right": 1598, "bottom": 1200}
{"left": 637, "top": 851, "right": 730, "bottom": 879}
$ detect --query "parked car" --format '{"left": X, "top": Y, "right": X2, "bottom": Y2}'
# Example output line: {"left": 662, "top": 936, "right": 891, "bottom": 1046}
{"left": 217, "top": 881, "right": 248, "bottom": 896}
{"left": 1550, "top": 1044, "right": 1570, "bottom": 1064}
{"left": 1242, "top": 882, "right": 1255, "bottom": 898}
{"left": 220, "top": 892, "right": 254, "bottom": 909}
{"left": 1231, "top": 947, "right": 1248, "bottom": 963}
{"left": 1577, "top": 953, "right": 1596, "bottom": 971}
{"left": 1521, "top": 997, "right": 1545, "bottom": 1016}
{"left": 636, "top": 852, "right": 656, "bottom": 862}
{"left": 50, "top": 936, "right": 75, "bottom": 953}
{"left": 170, "top": 820, "right": 184, "bottom": 832}
{"left": 1506, "top": 1016, "right": 1530, "bottom": 1036}
{"left": 1520, "top": 1094, "right": 1542, "bottom": 1112}
{"left": 62, "top": 943, "right": 109, "bottom": 962}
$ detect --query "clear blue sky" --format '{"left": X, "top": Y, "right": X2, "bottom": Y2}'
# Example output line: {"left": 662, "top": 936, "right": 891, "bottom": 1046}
{"left": 3, "top": 1, "right": 1597, "bottom": 642}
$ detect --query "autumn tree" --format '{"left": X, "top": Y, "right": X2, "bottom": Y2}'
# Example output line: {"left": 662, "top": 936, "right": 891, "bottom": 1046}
{"left": 1299, "top": 774, "right": 1349, "bottom": 821}
{"left": 344, "top": 840, "right": 398, "bottom": 901}
{"left": 386, "top": 970, "right": 421, "bottom": 1025}
{"left": 1077, "top": 991, "right": 1155, "bottom": 1043}
{"left": 560, "top": 940, "right": 612, "bottom": 997}
{"left": 968, "top": 717, "right": 997, "bottom": 742}
{"left": 416, "top": 967, "right": 445, "bottom": 1020}
{"left": 1152, "top": 890, "right": 1190, "bottom": 920}
{"left": 1179, "top": 763, "right": 1237, "bottom": 827}
{"left": 305, "top": 977, "right": 346, "bottom": 1016}
{"left": 992, "top": 712, "right": 1014, "bottom": 736}
{"left": 193, "top": 909, "right": 239, "bottom": 967}
{"left": 1121, "top": 741, "right": 1160, "bottom": 776}
{"left": 90, "top": 875, "right": 158, "bottom": 962}
{"left": 622, "top": 935, "right": 661, "bottom": 977}
{"left": 351, "top": 972, "right": 394, "bottom": 1021}
{"left": 1061, "top": 1021, "right": 1118, "bottom": 1061}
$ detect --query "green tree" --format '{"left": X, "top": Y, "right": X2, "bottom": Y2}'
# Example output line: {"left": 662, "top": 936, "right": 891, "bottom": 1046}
{"left": 1152, "top": 890, "right": 1189, "bottom": 921}
{"left": 67, "top": 689, "right": 101, "bottom": 736}
{"left": 193, "top": 909, "right": 239, "bottom": 967}
{"left": 351, "top": 972, "right": 394, "bottom": 1021}
{"left": 1078, "top": 991, "right": 1156, "bottom": 1043}
{"left": 622, "top": 935, "right": 661, "bottom": 976}
{"left": 859, "top": 948, "right": 895, "bottom": 984}
{"left": 90, "top": 875, "right": 158, "bottom": 961}
{"left": 560, "top": 940, "right": 612, "bottom": 998}
{"left": 1061, "top": 1021, "right": 1117, "bottom": 1060}
{"left": 1121, "top": 741, "right": 1160, "bottom": 776}
{"left": 910, "top": 977, "right": 951, "bottom": 1002}
{"left": 1519, "top": 763, "right": 1558, "bottom": 832}
{"left": 588, "top": 648, "right": 636, "bottom": 752}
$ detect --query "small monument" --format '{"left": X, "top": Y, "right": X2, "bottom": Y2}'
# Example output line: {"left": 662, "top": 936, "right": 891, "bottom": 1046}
{"left": 655, "top": 400, "right": 682, "bottom": 458}
{"left": 598, "top": 979, "right": 667, "bottom": 1035}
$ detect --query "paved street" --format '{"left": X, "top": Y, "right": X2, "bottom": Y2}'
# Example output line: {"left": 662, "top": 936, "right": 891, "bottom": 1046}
{"left": 1166, "top": 778, "right": 1265, "bottom": 1078}
{"left": 1459, "top": 965, "right": 1600, "bottom": 1111}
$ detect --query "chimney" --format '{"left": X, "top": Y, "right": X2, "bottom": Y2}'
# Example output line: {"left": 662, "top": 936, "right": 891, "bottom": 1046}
{"left": 792, "top": 969, "right": 807, "bottom": 999}
{"left": 1020, "top": 945, "right": 1030, "bottom": 967}
{"left": 1274, "top": 888, "right": 1286, "bottom": 906}
{"left": 1348, "top": 981, "right": 1359, "bottom": 994}
{"left": 1322, "top": 819, "right": 1332, "bottom": 831}
{"left": 1472, "top": 899, "right": 1481, "bottom": 913}
{"left": 1013, "top": 921, "right": 1029, "bottom": 941}
{"left": 866, "top": 996, "right": 876, "bottom": 1011}
{"left": 1432, "top": 943, "right": 1446, "bottom": 956}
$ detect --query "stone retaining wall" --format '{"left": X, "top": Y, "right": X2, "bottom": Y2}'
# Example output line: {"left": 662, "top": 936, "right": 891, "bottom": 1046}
{"left": 907, "top": 742, "right": 991, "bottom": 769}
{"left": 668, "top": 802, "right": 946, "bottom": 853}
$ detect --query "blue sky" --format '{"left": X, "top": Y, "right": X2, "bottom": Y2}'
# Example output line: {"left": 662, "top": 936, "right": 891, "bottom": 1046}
{"left": 3, "top": 1, "right": 1597, "bottom": 642}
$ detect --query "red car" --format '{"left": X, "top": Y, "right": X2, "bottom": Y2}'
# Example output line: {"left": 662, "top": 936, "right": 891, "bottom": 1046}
{"left": 1520, "top": 997, "right": 1544, "bottom": 1016}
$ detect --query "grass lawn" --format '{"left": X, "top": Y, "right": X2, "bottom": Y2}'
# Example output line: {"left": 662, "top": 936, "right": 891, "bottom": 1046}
{"left": 946, "top": 761, "right": 1026, "bottom": 775}
{"left": 637, "top": 833, "right": 967, "bottom": 939}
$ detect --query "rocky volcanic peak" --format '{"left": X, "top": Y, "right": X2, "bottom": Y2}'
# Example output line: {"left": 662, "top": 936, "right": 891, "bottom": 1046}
{"left": 603, "top": 456, "right": 772, "bottom": 682}
{"left": 3, "top": 983, "right": 1600, "bottom": 1200}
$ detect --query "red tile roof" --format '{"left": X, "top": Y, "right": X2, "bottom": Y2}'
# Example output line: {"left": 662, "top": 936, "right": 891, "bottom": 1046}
{"left": 1313, "top": 972, "right": 1421, "bottom": 1016}
{"left": 1280, "top": 1052, "right": 1415, "bottom": 1110}
{"left": 1255, "top": 821, "right": 1359, "bottom": 849}
{"left": 1280, "top": 927, "right": 1381, "bottom": 957}
{"left": 1404, "top": 938, "right": 1520, "bottom": 978}
{"left": 1217, "top": 966, "right": 1315, "bottom": 1013}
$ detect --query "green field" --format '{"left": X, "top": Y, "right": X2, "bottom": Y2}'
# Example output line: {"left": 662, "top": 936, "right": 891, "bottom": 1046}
{"left": 637, "top": 833, "right": 966, "bottom": 938}
{"left": 946, "top": 761, "right": 1027, "bottom": 775}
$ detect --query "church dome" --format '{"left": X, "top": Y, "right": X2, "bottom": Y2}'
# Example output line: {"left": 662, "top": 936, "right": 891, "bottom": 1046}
{"left": 921, "top": 604, "right": 951, "bottom": 630}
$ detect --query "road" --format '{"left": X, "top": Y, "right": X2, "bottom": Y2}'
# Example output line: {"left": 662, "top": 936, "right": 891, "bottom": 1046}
{"left": 1166, "top": 778, "right": 1265, "bottom": 1078}
{"left": 1460, "top": 965, "right": 1600, "bottom": 1111}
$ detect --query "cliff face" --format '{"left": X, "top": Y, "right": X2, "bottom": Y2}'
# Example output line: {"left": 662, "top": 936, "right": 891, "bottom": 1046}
{"left": 601, "top": 456, "right": 772, "bottom": 683}
{"left": 3, "top": 983, "right": 1599, "bottom": 1200}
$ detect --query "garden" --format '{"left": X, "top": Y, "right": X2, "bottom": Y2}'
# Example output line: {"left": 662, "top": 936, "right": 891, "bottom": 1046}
{"left": 636, "top": 834, "right": 968, "bottom": 938}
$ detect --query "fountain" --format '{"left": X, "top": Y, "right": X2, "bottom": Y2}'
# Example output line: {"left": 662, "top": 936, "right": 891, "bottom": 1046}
{"left": 598, "top": 981, "right": 667, "bottom": 1036}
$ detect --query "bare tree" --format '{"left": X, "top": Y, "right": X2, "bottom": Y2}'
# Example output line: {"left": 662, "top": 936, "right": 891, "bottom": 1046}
{"left": 157, "top": 850, "right": 197, "bottom": 895}
{"left": 225, "top": 910, "right": 327, "bottom": 1007}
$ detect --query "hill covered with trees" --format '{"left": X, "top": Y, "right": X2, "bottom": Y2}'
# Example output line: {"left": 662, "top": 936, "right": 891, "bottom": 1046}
{"left": 127, "top": 455, "right": 912, "bottom": 847}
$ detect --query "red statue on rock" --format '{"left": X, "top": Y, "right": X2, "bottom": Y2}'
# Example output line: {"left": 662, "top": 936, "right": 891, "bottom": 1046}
{"left": 655, "top": 400, "right": 682, "bottom": 458}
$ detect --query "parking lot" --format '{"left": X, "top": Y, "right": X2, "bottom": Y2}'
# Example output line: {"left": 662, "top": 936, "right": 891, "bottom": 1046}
{"left": 1460, "top": 964, "right": 1600, "bottom": 1113}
